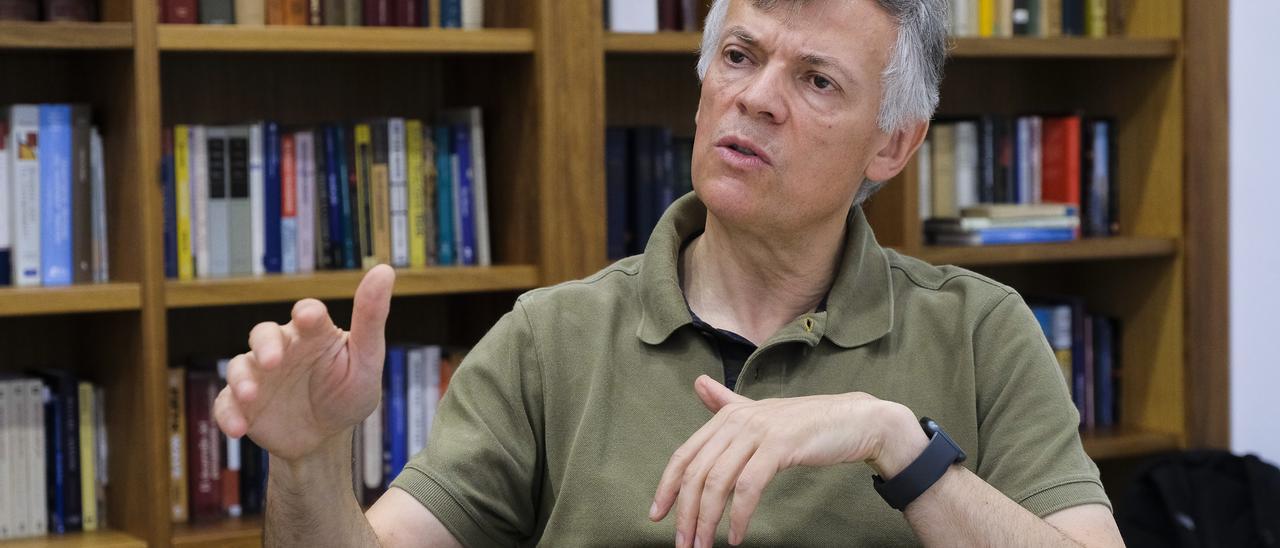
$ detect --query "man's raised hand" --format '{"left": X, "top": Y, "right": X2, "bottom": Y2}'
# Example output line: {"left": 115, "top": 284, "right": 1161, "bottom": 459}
{"left": 213, "top": 265, "right": 396, "bottom": 463}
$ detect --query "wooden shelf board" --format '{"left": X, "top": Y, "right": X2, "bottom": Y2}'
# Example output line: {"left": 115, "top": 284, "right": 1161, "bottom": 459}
{"left": 950, "top": 37, "right": 1178, "bottom": 58}
{"left": 157, "top": 25, "right": 534, "bottom": 53}
{"left": 0, "top": 283, "right": 142, "bottom": 316}
{"left": 165, "top": 265, "right": 540, "bottom": 308}
{"left": 603, "top": 33, "right": 1177, "bottom": 59}
{"left": 172, "top": 516, "right": 262, "bottom": 548}
{"left": 910, "top": 237, "right": 1177, "bottom": 267}
{"left": 1082, "top": 428, "right": 1181, "bottom": 460}
{"left": 0, "top": 530, "right": 147, "bottom": 548}
{"left": 0, "top": 22, "right": 133, "bottom": 50}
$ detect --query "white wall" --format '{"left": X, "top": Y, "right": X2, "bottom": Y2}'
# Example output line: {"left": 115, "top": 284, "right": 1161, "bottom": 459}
{"left": 1230, "top": 0, "right": 1280, "bottom": 464}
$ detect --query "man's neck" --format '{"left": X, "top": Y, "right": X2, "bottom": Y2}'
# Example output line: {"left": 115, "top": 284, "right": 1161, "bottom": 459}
{"left": 680, "top": 212, "right": 847, "bottom": 346}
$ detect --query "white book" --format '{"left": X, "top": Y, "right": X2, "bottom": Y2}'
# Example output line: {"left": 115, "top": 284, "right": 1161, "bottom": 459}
{"left": 192, "top": 125, "right": 210, "bottom": 278}
{"left": 295, "top": 131, "right": 315, "bottom": 274}
{"left": 463, "top": 108, "right": 491, "bottom": 266}
{"left": 9, "top": 105, "right": 41, "bottom": 287}
{"left": 1, "top": 381, "right": 13, "bottom": 540}
{"left": 951, "top": 0, "right": 971, "bottom": 36}
{"left": 388, "top": 119, "right": 409, "bottom": 268}
{"left": 90, "top": 129, "right": 108, "bottom": 283}
{"left": 28, "top": 381, "right": 47, "bottom": 535}
{"left": 406, "top": 347, "right": 427, "bottom": 457}
{"left": 953, "top": 121, "right": 979, "bottom": 210}
{"left": 0, "top": 114, "right": 10, "bottom": 284}
{"left": 423, "top": 346, "right": 441, "bottom": 444}
{"left": 608, "top": 0, "right": 657, "bottom": 32}
{"left": 205, "top": 127, "right": 230, "bottom": 278}
{"left": 11, "top": 380, "right": 30, "bottom": 539}
{"left": 249, "top": 124, "right": 266, "bottom": 276}
{"left": 917, "top": 139, "right": 932, "bottom": 222}
{"left": 361, "top": 402, "right": 382, "bottom": 490}
{"left": 461, "top": 0, "right": 483, "bottom": 29}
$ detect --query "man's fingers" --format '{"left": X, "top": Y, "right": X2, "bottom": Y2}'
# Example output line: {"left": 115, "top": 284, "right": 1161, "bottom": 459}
{"left": 213, "top": 386, "right": 249, "bottom": 439}
{"left": 349, "top": 264, "right": 396, "bottom": 368}
{"left": 694, "top": 374, "right": 752, "bottom": 413}
{"left": 248, "top": 321, "right": 287, "bottom": 369}
{"left": 291, "top": 297, "right": 335, "bottom": 337}
{"left": 673, "top": 426, "right": 738, "bottom": 548}
{"left": 652, "top": 409, "right": 732, "bottom": 520}
{"left": 226, "top": 353, "right": 260, "bottom": 404}
{"left": 696, "top": 436, "right": 758, "bottom": 548}
{"left": 728, "top": 449, "right": 780, "bottom": 546}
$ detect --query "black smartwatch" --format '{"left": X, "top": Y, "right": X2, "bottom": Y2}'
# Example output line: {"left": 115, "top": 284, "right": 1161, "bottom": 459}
{"left": 872, "top": 416, "right": 966, "bottom": 511}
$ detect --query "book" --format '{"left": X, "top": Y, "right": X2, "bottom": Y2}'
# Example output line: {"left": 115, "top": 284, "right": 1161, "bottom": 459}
{"left": 420, "top": 126, "right": 438, "bottom": 265}
{"left": 337, "top": 124, "right": 356, "bottom": 269}
{"left": 0, "top": 115, "right": 9, "bottom": 286}
{"left": 433, "top": 125, "right": 455, "bottom": 265}
{"left": 607, "top": 0, "right": 656, "bottom": 32}
{"left": 43, "top": 0, "right": 94, "bottom": 20}
{"left": 166, "top": 0, "right": 197, "bottom": 22}
{"left": 175, "top": 125, "right": 195, "bottom": 280}
{"left": 315, "top": 128, "right": 332, "bottom": 270}
{"left": 0, "top": 0, "right": 38, "bottom": 20}
{"left": 199, "top": 0, "right": 234, "bottom": 23}
{"left": 1040, "top": 116, "right": 1082, "bottom": 228}
{"left": 924, "top": 214, "right": 1078, "bottom": 232}
{"left": 916, "top": 138, "right": 932, "bottom": 226}
{"left": 406, "top": 346, "right": 427, "bottom": 457}
{"left": 960, "top": 202, "right": 1075, "bottom": 219}
{"left": 450, "top": 123, "right": 475, "bottom": 265}
{"left": 324, "top": 126, "right": 344, "bottom": 268}
{"left": 227, "top": 127, "right": 254, "bottom": 276}
{"left": 39, "top": 104, "right": 73, "bottom": 287}
{"left": 192, "top": 125, "right": 209, "bottom": 279}
{"left": 459, "top": 0, "right": 481, "bottom": 28}
{"left": 928, "top": 226, "right": 1075, "bottom": 246}
{"left": 77, "top": 382, "right": 96, "bottom": 531}
{"left": 383, "top": 346, "right": 407, "bottom": 484}
{"left": 295, "top": 130, "right": 316, "bottom": 273}
{"left": 264, "top": 122, "right": 283, "bottom": 273}
{"left": 35, "top": 369, "right": 81, "bottom": 533}
{"left": 237, "top": 0, "right": 265, "bottom": 23}
{"left": 281, "top": 132, "right": 298, "bottom": 274}
{"left": 215, "top": 360, "right": 242, "bottom": 518}
{"left": 248, "top": 124, "right": 265, "bottom": 276}
{"left": 605, "top": 128, "right": 630, "bottom": 260}
{"left": 70, "top": 105, "right": 92, "bottom": 284}
{"left": 954, "top": 120, "right": 980, "bottom": 211}
{"left": 1083, "top": 118, "right": 1116, "bottom": 236}
{"left": 406, "top": 120, "right": 427, "bottom": 267}
{"left": 205, "top": 127, "right": 231, "bottom": 278}
{"left": 929, "top": 123, "right": 956, "bottom": 219}
{"left": 438, "top": 0, "right": 458, "bottom": 27}
{"left": 166, "top": 369, "right": 189, "bottom": 523}
{"left": 9, "top": 106, "right": 40, "bottom": 286}
{"left": 90, "top": 128, "right": 107, "bottom": 283}
{"left": 1084, "top": 0, "right": 1106, "bottom": 36}
{"left": 388, "top": 118, "right": 409, "bottom": 267}
{"left": 354, "top": 124, "right": 375, "bottom": 268}
{"left": 24, "top": 380, "right": 46, "bottom": 535}
{"left": 1, "top": 381, "right": 12, "bottom": 539}
{"left": 92, "top": 386, "right": 105, "bottom": 529}
{"left": 370, "top": 120, "right": 392, "bottom": 266}
{"left": 185, "top": 368, "right": 222, "bottom": 521}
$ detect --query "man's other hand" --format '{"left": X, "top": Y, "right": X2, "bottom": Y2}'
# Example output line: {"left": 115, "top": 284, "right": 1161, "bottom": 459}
{"left": 213, "top": 264, "right": 396, "bottom": 463}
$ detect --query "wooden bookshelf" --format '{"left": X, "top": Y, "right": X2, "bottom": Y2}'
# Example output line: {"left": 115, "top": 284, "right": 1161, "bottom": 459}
{"left": 0, "top": 283, "right": 142, "bottom": 316}
{"left": 156, "top": 25, "right": 535, "bottom": 53}
{"left": 170, "top": 518, "right": 262, "bottom": 548}
{"left": 911, "top": 237, "right": 1178, "bottom": 267}
{"left": 0, "top": 22, "right": 133, "bottom": 49}
{"left": 0, "top": 530, "right": 147, "bottom": 548}
{"left": 1082, "top": 428, "right": 1181, "bottom": 460}
{"left": 165, "top": 265, "right": 540, "bottom": 307}
{"left": 604, "top": 31, "right": 1177, "bottom": 59}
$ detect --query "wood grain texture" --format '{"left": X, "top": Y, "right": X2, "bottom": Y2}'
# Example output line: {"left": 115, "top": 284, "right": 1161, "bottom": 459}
{"left": 171, "top": 516, "right": 263, "bottom": 548}
{"left": 533, "top": 0, "right": 606, "bottom": 283}
{"left": 1082, "top": 427, "right": 1182, "bottom": 460}
{"left": 910, "top": 237, "right": 1177, "bottom": 267}
{"left": 157, "top": 25, "right": 535, "bottom": 53}
{"left": 0, "top": 22, "right": 132, "bottom": 49}
{"left": 1183, "top": 0, "right": 1230, "bottom": 449}
{"left": 0, "top": 530, "right": 148, "bottom": 547}
{"left": 0, "top": 283, "right": 141, "bottom": 316}
{"left": 165, "top": 265, "right": 540, "bottom": 307}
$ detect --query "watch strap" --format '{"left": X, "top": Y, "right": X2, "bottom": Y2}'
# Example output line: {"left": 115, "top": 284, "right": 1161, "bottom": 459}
{"left": 872, "top": 427, "right": 961, "bottom": 511}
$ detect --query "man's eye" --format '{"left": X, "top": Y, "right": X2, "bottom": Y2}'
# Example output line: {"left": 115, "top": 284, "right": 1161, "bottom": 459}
{"left": 811, "top": 75, "right": 833, "bottom": 90}
{"left": 727, "top": 50, "right": 747, "bottom": 64}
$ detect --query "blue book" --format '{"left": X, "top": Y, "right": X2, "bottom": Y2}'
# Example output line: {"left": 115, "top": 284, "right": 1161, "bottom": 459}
{"left": 434, "top": 125, "right": 456, "bottom": 265}
{"left": 632, "top": 128, "right": 655, "bottom": 250}
{"left": 452, "top": 124, "right": 476, "bottom": 266}
{"left": 1031, "top": 306, "right": 1053, "bottom": 341}
{"left": 605, "top": 128, "right": 630, "bottom": 259}
{"left": 337, "top": 124, "right": 356, "bottom": 269}
{"left": 43, "top": 385, "right": 65, "bottom": 533}
{"left": 162, "top": 131, "right": 178, "bottom": 279}
{"left": 263, "top": 122, "right": 282, "bottom": 273}
{"left": 935, "top": 227, "right": 1075, "bottom": 246}
{"left": 36, "top": 369, "right": 81, "bottom": 533}
{"left": 39, "top": 105, "right": 73, "bottom": 286}
{"left": 441, "top": 0, "right": 461, "bottom": 27}
{"left": 324, "top": 125, "right": 344, "bottom": 268}
{"left": 653, "top": 127, "right": 677, "bottom": 224}
{"left": 1094, "top": 316, "right": 1116, "bottom": 427}
{"left": 383, "top": 346, "right": 408, "bottom": 486}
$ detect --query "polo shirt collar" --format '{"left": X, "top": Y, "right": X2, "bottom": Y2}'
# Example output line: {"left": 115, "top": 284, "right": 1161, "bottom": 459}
{"left": 636, "top": 192, "right": 894, "bottom": 349}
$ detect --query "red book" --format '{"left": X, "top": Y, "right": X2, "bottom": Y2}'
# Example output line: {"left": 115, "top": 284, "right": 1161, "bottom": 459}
{"left": 282, "top": 132, "right": 298, "bottom": 264}
{"left": 1040, "top": 115, "right": 1082, "bottom": 208}
{"left": 0, "top": 0, "right": 39, "bottom": 20}
{"left": 658, "top": 0, "right": 678, "bottom": 30}
{"left": 362, "top": 0, "right": 389, "bottom": 26}
{"left": 185, "top": 370, "right": 222, "bottom": 521}
{"left": 394, "top": 0, "right": 415, "bottom": 26}
{"left": 165, "top": 0, "right": 196, "bottom": 23}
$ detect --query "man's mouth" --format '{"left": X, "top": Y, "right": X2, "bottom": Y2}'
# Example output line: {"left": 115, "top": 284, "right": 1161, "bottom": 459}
{"left": 729, "top": 143, "right": 758, "bottom": 157}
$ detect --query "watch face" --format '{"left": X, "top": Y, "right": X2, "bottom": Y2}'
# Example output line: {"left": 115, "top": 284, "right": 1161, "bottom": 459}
{"left": 920, "top": 417, "right": 941, "bottom": 435}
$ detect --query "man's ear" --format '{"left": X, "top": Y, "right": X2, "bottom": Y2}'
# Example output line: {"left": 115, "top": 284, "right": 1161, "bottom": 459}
{"left": 865, "top": 120, "right": 929, "bottom": 183}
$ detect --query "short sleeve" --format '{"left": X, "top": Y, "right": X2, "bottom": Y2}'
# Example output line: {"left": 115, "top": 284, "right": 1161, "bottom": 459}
{"left": 389, "top": 300, "right": 545, "bottom": 547}
{"left": 971, "top": 292, "right": 1111, "bottom": 517}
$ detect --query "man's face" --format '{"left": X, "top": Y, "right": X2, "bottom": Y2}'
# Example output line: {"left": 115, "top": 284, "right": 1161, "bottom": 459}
{"left": 692, "top": 0, "right": 899, "bottom": 234}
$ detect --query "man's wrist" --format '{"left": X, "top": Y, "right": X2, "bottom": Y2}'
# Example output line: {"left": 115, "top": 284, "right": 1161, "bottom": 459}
{"left": 866, "top": 402, "right": 930, "bottom": 479}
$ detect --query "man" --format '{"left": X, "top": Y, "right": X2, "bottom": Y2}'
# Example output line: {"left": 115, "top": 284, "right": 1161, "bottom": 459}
{"left": 214, "top": 0, "right": 1127, "bottom": 545}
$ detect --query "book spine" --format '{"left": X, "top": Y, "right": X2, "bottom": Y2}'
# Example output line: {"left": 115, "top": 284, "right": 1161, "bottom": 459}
{"left": 92, "top": 386, "right": 105, "bottom": 529}
{"left": 452, "top": 124, "right": 475, "bottom": 265}
{"left": 236, "top": 0, "right": 265, "bottom": 23}
{"left": 206, "top": 127, "right": 230, "bottom": 278}
{"left": 285, "top": 0, "right": 308, "bottom": 24}
{"left": 77, "top": 382, "right": 96, "bottom": 531}
{"left": 308, "top": 0, "right": 321, "bottom": 25}
{"left": 439, "top": 0, "right": 458, "bottom": 27}
{"left": 421, "top": 125, "right": 437, "bottom": 265}
{"left": 281, "top": 132, "right": 298, "bottom": 274}
{"left": 1, "top": 116, "right": 12, "bottom": 286}
{"left": 90, "top": 129, "right": 107, "bottom": 283}
{"left": 917, "top": 138, "right": 932, "bottom": 226}
{"left": 605, "top": 128, "right": 629, "bottom": 259}
{"left": 631, "top": 128, "right": 655, "bottom": 243}
{"left": 449, "top": 141, "right": 462, "bottom": 262}
{"left": 465, "top": 109, "right": 490, "bottom": 266}
{"left": 322, "top": 0, "right": 343, "bottom": 24}
{"left": 388, "top": 118, "right": 409, "bottom": 267}
{"left": 227, "top": 128, "right": 253, "bottom": 276}
{"left": 384, "top": 346, "right": 407, "bottom": 485}
{"left": 166, "top": 369, "right": 189, "bottom": 523}
{"left": 295, "top": 131, "right": 315, "bottom": 273}
{"left": 370, "top": 121, "right": 392, "bottom": 266}
{"left": 264, "top": 122, "right": 282, "bottom": 272}
{"left": 70, "top": 106, "right": 92, "bottom": 284}
{"left": 406, "top": 120, "right": 426, "bottom": 268}
{"left": 185, "top": 371, "right": 222, "bottom": 521}
{"left": 343, "top": 0, "right": 360, "bottom": 25}
{"left": 192, "top": 126, "right": 209, "bottom": 279}
{"left": 42, "top": 384, "right": 63, "bottom": 533}
{"left": 406, "top": 347, "right": 427, "bottom": 456}
{"left": 433, "top": 125, "right": 455, "bottom": 265}
{"left": 10, "top": 106, "right": 40, "bottom": 286}
{"left": 423, "top": 346, "right": 441, "bottom": 443}
{"left": 360, "top": 399, "right": 382, "bottom": 499}
{"left": 337, "top": 125, "right": 356, "bottom": 268}
{"left": 166, "top": 0, "right": 197, "bottom": 21}
{"left": 25, "top": 382, "right": 45, "bottom": 535}
{"left": 929, "top": 124, "right": 956, "bottom": 218}
{"left": 315, "top": 129, "right": 332, "bottom": 270}
{"left": 199, "top": 0, "right": 234, "bottom": 23}
{"left": 239, "top": 438, "right": 264, "bottom": 515}
{"left": 175, "top": 125, "right": 194, "bottom": 280}
{"left": 249, "top": 124, "right": 266, "bottom": 275}
{"left": 266, "top": 0, "right": 284, "bottom": 24}
{"left": 10, "top": 380, "right": 30, "bottom": 537}
{"left": 1084, "top": 0, "right": 1105, "bottom": 36}
{"left": 1062, "top": 0, "right": 1084, "bottom": 35}
{"left": 354, "top": 124, "right": 374, "bottom": 269}
{"left": 37, "top": 105, "right": 72, "bottom": 287}
{"left": 215, "top": 360, "right": 242, "bottom": 518}
{"left": 0, "top": 382, "right": 12, "bottom": 539}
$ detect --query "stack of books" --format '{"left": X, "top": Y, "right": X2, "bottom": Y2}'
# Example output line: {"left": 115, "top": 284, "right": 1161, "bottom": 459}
{"left": 604, "top": 0, "right": 700, "bottom": 33}
{"left": 945, "top": 0, "right": 1119, "bottom": 38}
{"left": 0, "top": 0, "right": 96, "bottom": 21}
{"left": 158, "top": 0, "right": 481, "bottom": 27}
{"left": 605, "top": 126, "right": 693, "bottom": 259}
{"left": 1030, "top": 299, "right": 1120, "bottom": 430}
{"left": 925, "top": 203, "right": 1079, "bottom": 246}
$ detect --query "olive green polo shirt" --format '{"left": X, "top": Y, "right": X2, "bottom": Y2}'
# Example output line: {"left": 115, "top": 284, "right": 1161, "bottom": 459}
{"left": 390, "top": 193, "right": 1109, "bottom": 547}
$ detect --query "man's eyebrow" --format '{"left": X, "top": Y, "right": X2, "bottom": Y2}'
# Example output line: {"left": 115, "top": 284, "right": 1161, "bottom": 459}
{"left": 800, "top": 52, "right": 855, "bottom": 83}
{"left": 725, "top": 26, "right": 758, "bottom": 46}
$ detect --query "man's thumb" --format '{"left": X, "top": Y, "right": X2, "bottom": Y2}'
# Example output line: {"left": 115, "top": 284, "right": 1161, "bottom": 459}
{"left": 349, "top": 264, "right": 396, "bottom": 367}
{"left": 694, "top": 374, "right": 751, "bottom": 413}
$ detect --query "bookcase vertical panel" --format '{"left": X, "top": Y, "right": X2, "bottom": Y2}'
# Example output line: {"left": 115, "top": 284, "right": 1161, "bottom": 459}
{"left": 1121, "top": 0, "right": 1182, "bottom": 38}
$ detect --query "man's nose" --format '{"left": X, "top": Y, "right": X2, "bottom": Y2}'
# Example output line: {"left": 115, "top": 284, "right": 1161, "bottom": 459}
{"left": 736, "top": 66, "right": 789, "bottom": 124}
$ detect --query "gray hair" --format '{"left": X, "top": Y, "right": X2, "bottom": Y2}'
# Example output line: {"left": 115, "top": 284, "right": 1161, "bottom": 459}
{"left": 696, "top": 0, "right": 947, "bottom": 206}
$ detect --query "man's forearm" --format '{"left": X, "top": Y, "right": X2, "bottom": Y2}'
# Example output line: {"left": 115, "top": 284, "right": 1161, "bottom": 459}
{"left": 265, "top": 427, "right": 381, "bottom": 548}
{"left": 903, "top": 465, "right": 1081, "bottom": 547}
